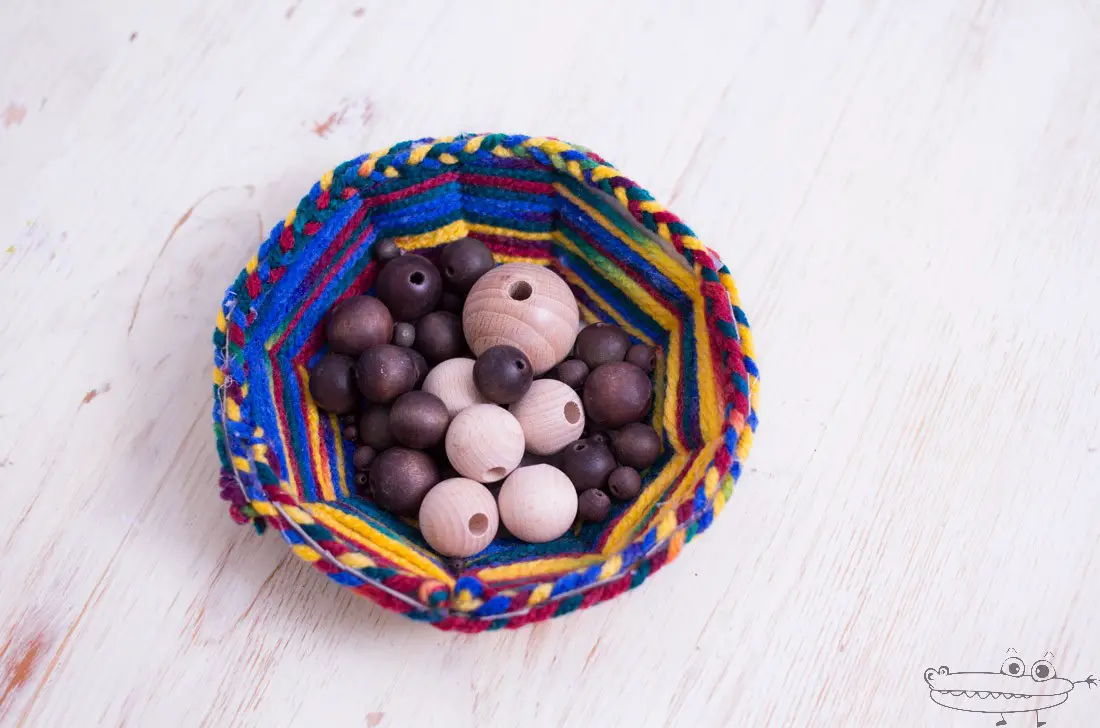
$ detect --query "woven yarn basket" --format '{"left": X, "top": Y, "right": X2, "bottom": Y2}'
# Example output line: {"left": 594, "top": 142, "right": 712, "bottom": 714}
{"left": 212, "top": 133, "right": 759, "bottom": 631}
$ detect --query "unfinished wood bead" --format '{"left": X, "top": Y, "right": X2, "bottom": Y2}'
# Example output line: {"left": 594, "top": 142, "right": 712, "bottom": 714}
{"left": 508, "top": 379, "right": 585, "bottom": 456}
{"left": 422, "top": 358, "right": 489, "bottom": 417}
{"left": 498, "top": 465, "right": 578, "bottom": 543}
{"left": 444, "top": 404, "right": 525, "bottom": 483}
{"left": 418, "top": 478, "right": 499, "bottom": 557}
{"left": 463, "top": 263, "right": 579, "bottom": 375}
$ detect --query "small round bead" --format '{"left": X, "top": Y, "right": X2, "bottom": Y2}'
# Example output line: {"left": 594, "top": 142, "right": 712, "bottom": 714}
{"left": 356, "top": 345, "right": 417, "bottom": 404}
{"left": 577, "top": 488, "right": 611, "bottom": 522}
{"left": 352, "top": 445, "right": 376, "bottom": 471}
{"left": 389, "top": 391, "right": 451, "bottom": 449}
{"left": 439, "top": 237, "right": 495, "bottom": 293}
{"left": 438, "top": 290, "right": 464, "bottom": 314}
{"left": 608, "top": 466, "right": 642, "bottom": 500}
{"left": 342, "top": 425, "right": 359, "bottom": 441}
{"left": 552, "top": 359, "right": 589, "bottom": 390}
{"left": 611, "top": 423, "right": 662, "bottom": 470}
{"left": 340, "top": 413, "right": 358, "bottom": 426}
{"left": 326, "top": 296, "right": 393, "bottom": 356}
{"left": 422, "top": 358, "right": 489, "bottom": 417}
{"left": 463, "top": 263, "right": 579, "bottom": 375}
{"left": 588, "top": 431, "right": 610, "bottom": 449}
{"left": 508, "top": 379, "right": 585, "bottom": 455}
{"left": 374, "top": 239, "right": 402, "bottom": 263}
{"left": 625, "top": 343, "right": 656, "bottom": 373}
{"left": 444, "top": 404, "right": 525, "bottom": 483}
{"left": 560, "top": 438, "right": 617, "bottom": 492}
{"left": 308, "top": 353, "right": 358, "bottom": 414}
{"left": 418, "top": 478, "right": 499, "bottom": 557}
{"left": 375, "top": 254, "right": 442, "bottom": 321}
{"left": 583, "top": 362, "right": 652, "bottom": 429}
{"left": 575, "top": 323, "right": 630, "bottom": 370}
{"left": 473, "top": 345, "right": 533, "bottom": 405}
{"left": 498, "top": 465, "right": 578, "bottom": 543}
{"left": 392, "top": 321, "right": 416, "bottom": 348}
{"left": 415, "top": 311, "right": 465, "bottom": 364}
{"left": 358, "top": 405, "right": 393, "bottom": 451}
{"left": 368, "top": 447, "right": 440, "bottom": 516}
{"left": 354, "top": 471, "right": 369, "bottom": 489}
{"left": 405, "top": 348, "right": 429, "bottom": 388}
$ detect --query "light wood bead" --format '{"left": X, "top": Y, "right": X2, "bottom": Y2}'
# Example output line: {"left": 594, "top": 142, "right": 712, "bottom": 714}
{"left": 508, "top": 379, "right": 585, "bottom": 455}
{"left": 463, "top": 263, "right": 580, "bottom": 375}
{"left": 418, "top": 478, "right": 499, "bottom": 557}
{"left": 498, "top": 465, "right": 578, "bottom": 543}
{"left": 421, "top": 358, "right": 489, "bottom": 417}
{"left": 445, "top": 404, "right": 525, "bottom": 483}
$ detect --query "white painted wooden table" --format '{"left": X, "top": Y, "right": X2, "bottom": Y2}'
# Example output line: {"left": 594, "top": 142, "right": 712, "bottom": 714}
{"left": 2, "top": 2, "right": 1099, "bottom": 726}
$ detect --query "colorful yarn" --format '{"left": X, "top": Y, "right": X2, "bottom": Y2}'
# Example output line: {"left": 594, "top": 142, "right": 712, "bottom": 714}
{"left": 211, "top": 134, "right": 760, "bottom": 630}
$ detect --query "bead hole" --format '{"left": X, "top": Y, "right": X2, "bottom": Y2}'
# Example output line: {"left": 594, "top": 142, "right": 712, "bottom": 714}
{"left": 508, "top": 281, "right": 532, "bottom": 301}
{"left": 485, "top": 466, "right": 507, "bottom": 481}
{"left": 573, "top": 442, "right": 586, "bottom": 452}
{"left": 564, "top": 402, "right": 581, "bottom": 424}
{"left": 410, "top": 271, "right": 425, "bottom": 285}
{"left": 514, "top": 360, "right": 525, "bottom": 370}
{"left": 468, "top": 513, "right": 489, "bottom": 536}
{"left": 445, "top": 266, "right": 455, "bottom": 277}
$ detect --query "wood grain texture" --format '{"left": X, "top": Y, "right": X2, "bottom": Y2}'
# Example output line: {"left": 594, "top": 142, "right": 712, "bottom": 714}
{"left": 508, "top": 379, "right": 585, "bottom": 456}
{"left": 1, "top": 0, "right": 1099, "bottom": 726}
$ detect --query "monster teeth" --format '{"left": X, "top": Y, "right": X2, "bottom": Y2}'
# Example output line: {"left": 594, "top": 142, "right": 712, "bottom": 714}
{"left": 977, "top": 691, "right": 990, "bottom": 698}
{"left": 965, "top": 691, "right": 977, "bottom": 697}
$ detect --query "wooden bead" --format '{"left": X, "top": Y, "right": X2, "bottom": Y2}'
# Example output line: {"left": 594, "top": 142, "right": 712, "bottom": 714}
{"left": 444, "top": 404, "right": 525, "bottom": 483}
{"left": 367, "top": 447, "right": 439, "bottom": 516}
{"left": 415, "top": 311, "right": 465, "bottom": 364}
{"left": 352, "top": 445, "right": 376, "bottom": 471}
{"left": 498, "top": 465, "right": 578, "bottom": 543}
{"left": 389, "top": 391, "right": 450, "bottom": 449}
{"left": 325, "top": 296, "right": 393, "bottom": 356}
{"left": 308, "top": 353, "right": 358, "bottom": 414}
{"left": 356, "top": 345, "right": 417, "bottom": 403}
{"left": 583, "top": 362, "right": 652, "bottom": 429}
{"left": 439, "top": 237, "right": 495, "bottom": 293}
{"left": 575, "top": 323, "right": 630, "bottom": 369}
{"left": 473, "top": 345, "right": 533, "bottom": 404}
{"left": 463, "top": 263, "right": 579, "bottom": 375}
{"left": 625, "top": 343, "right": 656, "bottom": 373}
{"left": 551, "top": 358, "right": 589, "bottom": 389}
{"left": 438, "top": 290, "right": 464, "bottom": 314}
{"left": 358, "top": 405, "right": 393, "bottom": 450}
{"left": 422, "top": 358, "right": 488, "bottom": 417}
{"left": 391, "top": 321, "right": 416, "bottom": 348}
{"left": 374, "top": 238, "right": 401, "bottom": 263}
{"left": 611, "top": 423, "right": 662, "bottom": 470}
{"left": 560, "top": 438, "right": 617, "bottom": 492}
{"left": 508, "top": 379, "right": 585, "bottom": 455}
{"left": 418, "top": 478, "right": 499, "bottom": 557}
{"left": 375, "top": 254, "right": 442, "bottom": 320}
{"left": 577, "top": 488, "right": 611, "bottom": 522}
{"left": 608, "top": 465, "right": 642, "bottom": 500}
{"left": 406, "top": 347, "right": 429, "bottom": 388}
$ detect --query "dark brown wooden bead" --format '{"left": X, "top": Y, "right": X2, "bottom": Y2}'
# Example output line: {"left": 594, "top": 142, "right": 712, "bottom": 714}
{"left": 611, "top": 423, "right": 662, "bottom": 470}
{"left": 392, "top": 321, "right": 416, "bottom": 348}
{"left": 560, "top": 438, "right": 617, "bottom": 492}
{"left": 389, "top": 391, "right": 450, "bottom": 449}
{"left": 438, "top": 290, "right": 464, "bottom": 314}
{"left": 356, "top": 345, "right": 417, "bottom": 403}
{"left": 375, "top": 254, "right": 442, "bottom": 321}
{"left": 577, "top": 488, "right": 611, "bottom": 522}
{"left": 374, "top": 239, "right": 402, "bottom": 263}
{"left": 343, "top": 425, "right": 359, "bottom": 441}
{"left": 355, "top": 471, "right": 369, "bottom": 490}
{"left": 473, "top": 345, "right": 533, "bottom": 404}
{"left": 358, "top": 405, "right": 393, "bottom": 450}
{"left": 326, "top": 296, "right": 393, "bottom": 356}
{"left": 583, "top": 362, "right": 652, "bottom": 429}
{"left": 439, "top": 237, "right": 495, "bottom": 293}
{"left": 414, "top": 311, "right": 465, "bottom": 364}
{"left": 625, "top": 343, "right": 656, "bottom": 373}
{"left": 608, "top": 466, "right": 642, "bottom": 500}
{"left": 551, "top": 359, "right": 589, "bottom": 390}
{"left": 575, "top": 323, "right": 630, "bottom": 370}
{"left": 353, "top": 445, "right": 376, "bottom": 471}
{"left": 367, "top": 447, "right": 439, "bottom": 516}
{"left": 340, "top": 413, "right": 358, "bottom": 426}
{"left": 308, "top": 353, "right": 358, "bottom": 414}
{"left": 588, "top": 431, "right": 610, "bottom": 449}
{"left": 405, "top": 348, "right": 429, "bottom": 388}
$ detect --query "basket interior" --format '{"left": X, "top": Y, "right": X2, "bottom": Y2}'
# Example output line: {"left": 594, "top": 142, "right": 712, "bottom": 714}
{"left": 240, "top": 151, "right": 738, "bottom": 590}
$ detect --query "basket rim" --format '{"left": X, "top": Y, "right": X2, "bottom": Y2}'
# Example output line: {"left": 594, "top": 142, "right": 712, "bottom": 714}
{"left": 212, "top": 133, "right": 760, "bottom": 631}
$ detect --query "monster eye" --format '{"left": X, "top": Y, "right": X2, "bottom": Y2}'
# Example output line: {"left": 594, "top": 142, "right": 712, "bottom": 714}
{"left": 924, "top": 668, "right": 937, "bottom": 682}
{"left": 938, "top": 666, "right": 950, "bottom": 675}
{"left": 1031, "top": 660, "right": 1056, "bottom": 681}
{"left": 1001, "top": 657, "right": 1026, "bottom": 676}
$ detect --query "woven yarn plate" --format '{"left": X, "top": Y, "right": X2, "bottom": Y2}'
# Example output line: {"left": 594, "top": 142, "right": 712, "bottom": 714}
{"left": 212, "top": 133, "right": 760, "bottom": 631}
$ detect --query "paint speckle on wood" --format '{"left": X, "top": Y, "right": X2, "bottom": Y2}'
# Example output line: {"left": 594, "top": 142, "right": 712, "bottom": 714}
{"left": 366, "top": 712, "right": 385, "bottom": 726}
{"left": 2, "top": 103, "right": 26, "bottom": 129}
{"left": 353, "top": 8, "right": 364, "bottom": 17}
{"left": 312, "top": 109, "right": 346, "bottom": 138}
{"left": 0, "top": 630, "right": 47, "bottom": 711}
{"left": 80, "top": 383, "right": 112, "bottom": 406}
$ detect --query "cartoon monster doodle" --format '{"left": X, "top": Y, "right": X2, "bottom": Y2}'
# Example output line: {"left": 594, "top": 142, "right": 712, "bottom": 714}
{"left": 923, "top": 652, "right": 1095, "bottom": 726}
